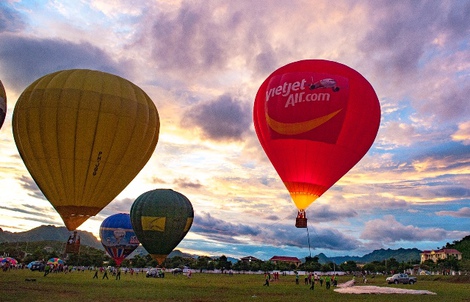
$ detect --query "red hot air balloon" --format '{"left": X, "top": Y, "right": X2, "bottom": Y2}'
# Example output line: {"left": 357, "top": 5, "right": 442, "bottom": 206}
{"left": 254, "top": 59, "right": 381, "bottom": 227}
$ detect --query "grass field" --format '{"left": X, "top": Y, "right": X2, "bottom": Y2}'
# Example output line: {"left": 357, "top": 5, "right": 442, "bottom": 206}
{"left": 1, "top": 269, "right": 469, "bottom": 302}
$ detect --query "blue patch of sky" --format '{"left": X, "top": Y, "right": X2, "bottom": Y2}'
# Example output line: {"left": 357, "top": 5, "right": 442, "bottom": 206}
{"left": 387, "top": 202, "right": 469, "bottom": 232}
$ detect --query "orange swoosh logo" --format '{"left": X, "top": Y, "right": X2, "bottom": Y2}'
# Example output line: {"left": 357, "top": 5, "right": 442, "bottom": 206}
{"left": 266, "top": 109, "right": 342, "bottom": 135}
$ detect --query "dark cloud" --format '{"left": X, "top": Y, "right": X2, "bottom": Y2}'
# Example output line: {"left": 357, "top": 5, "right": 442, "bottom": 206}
{"left": 97, "top": 198, "right": 135, "bottom": 217}
{"left": 0, "top": 34, "right": 128, "bottom": 91}
{"left": 308, "top": 204, "right": 358, "bottom": 222}
{"left": 266, "top": 224, "right": 360, "bottom": 251}
{"left": 143, "top": 2, "right": 277, "bottom": 79}
{"left": 191, "top": 212, "right": 261, "bottom": 244}
{"left": 18, "top": 175, "right": 45, "bottom": 200}
{"left": 360, "top": 1, "right": 470, "bottom": 77}
{"left": 174, "top": 178, "right": 203, "bottom": 189}
{"left": 181, "top": 93, "right": 251, "bottom": 141}
{"left": 265, "top": 214, "right": 280, "bottom": 221}
{"left": 0, "top": 204, "right": 44, "bottom": 216}
{"left": 360, "top": 215, "right": 459, "bottom": 244}
{"left": 147, "top": 1, "right": 242, "bottom": 73}
{"left": 148, "top": 3, "right": 239, "bottom": 74}
{"left": 191, "top": 211, "right": 359, "bottom": 251}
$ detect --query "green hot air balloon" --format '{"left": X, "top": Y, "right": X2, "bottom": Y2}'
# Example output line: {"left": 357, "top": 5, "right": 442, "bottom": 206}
{"left": 130, "top": 189, "right": 194, "bottom": 265}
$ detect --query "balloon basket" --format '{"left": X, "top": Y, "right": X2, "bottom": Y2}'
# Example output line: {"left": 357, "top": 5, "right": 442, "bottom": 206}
{"left": 295, "top": 217, "right": 308, "bottom": 228}
{"left": 65, "top": 231, "right": 81, "bottom": 254}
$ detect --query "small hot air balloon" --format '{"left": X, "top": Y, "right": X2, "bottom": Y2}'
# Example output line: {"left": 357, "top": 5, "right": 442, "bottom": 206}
{"left": 254, "top": 59, "right": 380, "bottom": 227}
{"left": 0, "top": 80, "right": 6, "bottom": 130}
{"left": 13, "top": 69, "right": 160, "bottom": 231}
{"left": 130, "top": 189, "right": 194, "bottom": 265}
{"left": 100, "top": 213, "right": 140, "bottom": 266}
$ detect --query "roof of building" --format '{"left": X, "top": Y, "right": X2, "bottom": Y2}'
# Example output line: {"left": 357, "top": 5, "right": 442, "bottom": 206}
{"left": 240, "top": 256, "right": 262, "bottom": 261}
{"left": 421, "top": 248, "right": 461, "bottom": 254}
{"left": 269, "top": 256, "right": 301, "bottom": 262}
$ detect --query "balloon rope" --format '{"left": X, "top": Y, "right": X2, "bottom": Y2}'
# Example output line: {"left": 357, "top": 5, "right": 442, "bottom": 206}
{"left": 306, "top": 224, "right": 312, "bottom": 257}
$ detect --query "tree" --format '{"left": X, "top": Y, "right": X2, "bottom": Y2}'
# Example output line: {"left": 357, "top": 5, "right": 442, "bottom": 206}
{"left": 194, "top": 256, "right": 212, "bottom": 271}
{"left": 215, "top": 255, "right": 232, "bottom": 272}
{"left": 340, "top": 261, "right": 358, "bottom": 273}
{"left": 130, "top": 255, "right": 148, "bottom": 268}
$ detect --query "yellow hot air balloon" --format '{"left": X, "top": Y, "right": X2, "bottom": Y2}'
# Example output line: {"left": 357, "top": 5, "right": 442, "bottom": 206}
{"left": 13, "top": 69, "right": 159, "bottom": 230}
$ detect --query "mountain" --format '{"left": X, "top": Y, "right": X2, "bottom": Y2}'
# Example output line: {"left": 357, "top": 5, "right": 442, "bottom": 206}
{"left": 1, "top": 225, "right": 466, "bottom": 264}
{"left": 316, "top": 248, "right": 422, "bottom": 264}
{"left": 0, "top": 225, "right": 102, "bottom": 250}
{"left": 0, "top": 225, "right": 237, "bottom": 263}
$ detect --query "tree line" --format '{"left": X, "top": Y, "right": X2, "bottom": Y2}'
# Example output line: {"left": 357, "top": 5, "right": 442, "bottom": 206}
{"left": 1, "top": 240, "right": 468, "bottom": 274}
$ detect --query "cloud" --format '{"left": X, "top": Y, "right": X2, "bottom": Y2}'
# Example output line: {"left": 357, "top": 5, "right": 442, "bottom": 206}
{"left": 18, "top": 175, "right": 45, "bottom": 200}
{"left": 436, "top": 207, "right": 470, "bottom": 218}
{"left": 191, "top": 212, "right": 260, "bottom": 244}
{"left": 309, "top": 204, "right": 358, "bottom": 222}
{"left": 452, "top": 121, "right": 470, "bottom": 145}
{"left": 0, "top": 34, "right": 129, "bottom": 91}
{"left": 181, "top": 93, "right": 251, "bottom": 142}
{"left": 174, "top": 178, "right": 203, "bottom": 189}
{"left": 0, "top": 2, "right": 25, "bottom": 33}
{"left": 360, "top": 215, "right": 466, "bottom": 244}
{"left": 0, "top": 204, "right": 44, "bottom": 216}
{"left": 379, "top": 122, "right": 418, "bottom": 147}
{"left": 190, "top": 211, "right": 360, "bottom": 252}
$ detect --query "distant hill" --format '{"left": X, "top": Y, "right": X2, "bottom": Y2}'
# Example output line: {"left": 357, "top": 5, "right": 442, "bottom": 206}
{"left": 443, "top": 235, "right": 470, "bottom": 260}
{"left": 308, "top": 249, "right": 423, "bottom": 265}
{"left": 1, "top": 225, "right": 466, "bottom": 264}
{"left": 323, "top": 248, "right": 422, "bottom": 264}
{"left": 0, "top": 225, "right": 237, "bottom": 262}
{"left": 0, "top": 225, "right": 102, "bottom": 250}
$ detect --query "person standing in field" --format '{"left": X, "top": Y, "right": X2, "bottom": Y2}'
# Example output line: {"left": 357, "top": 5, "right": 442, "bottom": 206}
{"left": 263, "top": 272, "right": 270, "bottom": 286}
{"left": 43, "top": 265, "right": 50, "bottom": 277}
{"left": 102, "top": 268, "right": 109, "bottom": 280}
{"left": 116, "top": 267, "right": 121, "bottom": 280}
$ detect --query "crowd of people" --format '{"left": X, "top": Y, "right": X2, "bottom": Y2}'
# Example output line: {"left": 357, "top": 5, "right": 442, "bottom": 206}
{"left": 263, "top": 271, "right": 339, "bottom": 290}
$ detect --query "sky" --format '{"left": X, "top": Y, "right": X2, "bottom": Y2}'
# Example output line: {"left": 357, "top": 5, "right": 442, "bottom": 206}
{"left": 0, "top": 0, "right": 469, "bottom": 261}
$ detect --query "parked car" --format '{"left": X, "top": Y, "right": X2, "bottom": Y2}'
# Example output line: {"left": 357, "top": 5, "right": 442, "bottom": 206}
{"left": 386, "top": 273, "right": 417, "bottom": 284}
{"left": 28, "top": 261, "right": 45, "bottom": 272}
{"left": 146, "top": 268, "right": 165, "bottom": 278}
{"left": 170, "top": 268, "right": 184, "bottom": 275}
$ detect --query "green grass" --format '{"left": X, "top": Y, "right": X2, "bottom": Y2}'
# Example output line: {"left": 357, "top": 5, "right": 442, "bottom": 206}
{"left": 1, "top": 270, "right": 469, "bottom": 302}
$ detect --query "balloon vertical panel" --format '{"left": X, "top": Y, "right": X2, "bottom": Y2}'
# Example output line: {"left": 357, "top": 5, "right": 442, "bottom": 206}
{"left": 13, "top": 69, "right": 160, "bottom": 230}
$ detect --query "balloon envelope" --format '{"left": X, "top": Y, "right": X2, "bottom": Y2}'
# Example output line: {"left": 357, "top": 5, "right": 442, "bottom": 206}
{"left": 46, "top": 257, "right": 64, "bottom": 265}
{"left": 130, "top": 189, "right": 194, "bottom": 265}
{"left": 0, "top": 80, "right": 6, "bottom": 129}
{"left": 0, "top": 257, "right": 17, "bottom": 265}
{"left": 100, "top": 213, "right": 139, "bottom": 266}
{"left": 13, "top": 69, "right": 160, "bottom": 230}
{"left": 254, "top": 59, "right": 380, "bottom": 211}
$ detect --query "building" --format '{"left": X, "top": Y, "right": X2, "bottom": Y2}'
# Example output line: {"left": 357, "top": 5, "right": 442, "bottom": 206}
{"left": 420, "top": 249, "right": 462, "bottom": 263}
{"left": 240, "top": 256, "right": 262, "bottom": 263}
{"left": 269, "top": 256, "right": 302, "bottom": 267}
